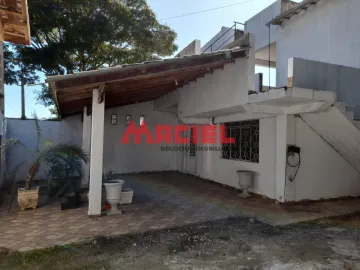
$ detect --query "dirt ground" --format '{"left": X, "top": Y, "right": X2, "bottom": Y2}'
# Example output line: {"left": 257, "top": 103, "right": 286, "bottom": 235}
{"left": 1, "top": 216, "right": 360, "bottom": 270}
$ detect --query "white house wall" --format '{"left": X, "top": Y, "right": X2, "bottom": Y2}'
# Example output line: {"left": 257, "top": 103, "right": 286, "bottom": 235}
{"left": 191, "top": 116, "right": 278, "bottom": 200}
{"left": 61, "top": 115, "right": 83, "bottom": 146}
{"left": 276, "top": 0, "right": 360, "bottom": 87}
{"left": 178, "top": 58, "right": 251, "bottom": 118}
{"left": 285, "top": 116, "right": 360, "bottom": 201}
{"left": 245, "top": 0, "right": 280, "bottom": 51}
{"left": 103, "top": 101, "right": 176, "bottom": 174}
{"left": 154, "top": 90, "right": 178, "bottom": 111}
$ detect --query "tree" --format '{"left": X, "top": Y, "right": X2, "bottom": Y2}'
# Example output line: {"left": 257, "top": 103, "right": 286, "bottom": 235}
{"left": 4, "top": 43, "right": 18, "bottom": 86}
{"left": 17, "top": 0, "right": 178, "bottom": 110}
{"left": 4, "top": 43, "right": 39, "bottom": 119}
{"left": 4, "top": 43, "right": 39, "bottom": 87}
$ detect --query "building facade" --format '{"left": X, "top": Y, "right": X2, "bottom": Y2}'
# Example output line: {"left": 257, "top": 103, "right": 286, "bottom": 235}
{"left": 7, "top": 0, "right": 360, "bottom": 216}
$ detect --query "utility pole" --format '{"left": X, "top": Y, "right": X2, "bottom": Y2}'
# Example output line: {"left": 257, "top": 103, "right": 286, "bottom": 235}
{"left": 21, "top": 74, "right": 25, "bottom": 120}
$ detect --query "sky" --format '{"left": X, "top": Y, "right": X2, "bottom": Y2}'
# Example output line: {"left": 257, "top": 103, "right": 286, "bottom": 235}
{"left": 4, "top": 0, "right": 279, "bottom": 119}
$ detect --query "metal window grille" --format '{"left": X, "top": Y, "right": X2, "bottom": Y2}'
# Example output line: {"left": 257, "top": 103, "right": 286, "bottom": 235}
{"left": 222, "top": 120, "right": 259, "bottom": 163}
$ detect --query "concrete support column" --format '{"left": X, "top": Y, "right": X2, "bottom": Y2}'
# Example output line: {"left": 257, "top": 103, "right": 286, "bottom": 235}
{"left": 247, "top": 33, "right": 256, "bottom": 92}
{"left": 284, "top": 115, "right": 296, "bottom": 201}
{"left": 202, "top": 123, "right": 217, "bottom": 180}
{"left": 81, "top": 106, "right": 92, "bottom": 188}
{"left": 88, "top": 89, "right": 105, "bottom": 216}
{"left": 275, "top": 115, "right": 288, "bottom": 202}
{"left": 275, "top": 114, "right": 297, "bottom": 202}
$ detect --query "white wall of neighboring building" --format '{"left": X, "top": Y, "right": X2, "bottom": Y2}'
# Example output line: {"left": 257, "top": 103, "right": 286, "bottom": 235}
{"left": 285, "top": 115, "right": 360, "bottom": 201}
{"left": 201, "top": 27, "right": 239, "bottom": 53}
{"left": 6, "top": 102, "right": 177, "bottom": 181}
{"left": 6, "top": 116, "right": 82, "bottom": 180}
{"left": 103, "top": 101, "right": 176, "bottom": 174}
{"left": 245, "top": 0, "right": 281, "bottom": 51}
{"left": 176, "top": 40, "right": 201, "bottom": 57}
{"left": 276, "top": 0, "right": 360, "bottom": 86}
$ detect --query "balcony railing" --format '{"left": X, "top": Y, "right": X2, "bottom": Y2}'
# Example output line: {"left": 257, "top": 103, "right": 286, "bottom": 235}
{"left": 202, "top": 22, "right": 245, "bottom": 53}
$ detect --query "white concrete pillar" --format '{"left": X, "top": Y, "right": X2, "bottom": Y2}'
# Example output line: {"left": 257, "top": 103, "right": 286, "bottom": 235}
{"left": 247, "top": 33, "right": 256, "bottom": 92}
{"left": 88, "top": 89, "right": 105, "bottom": 216}
{"left": 275, "top": 114, "right": 298, "bottom": 202}
{"left": 284, "top": 115, "right": 296, "bottom": 201}
{"left": 81, "top": 106, "right": 92, "bottom": 188}
{"left": 275, "top": 115, "right": 288, "bottom": 202}
{"left": 202, "top": 123, "right": 216, "bottom": 180}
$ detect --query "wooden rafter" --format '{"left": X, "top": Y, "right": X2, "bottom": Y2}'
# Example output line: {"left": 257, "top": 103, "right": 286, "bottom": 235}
{"left": 0, "top": 0, "right": 30, "bottom": 44}
{"left": 0, "top": 19, "right": 4, "bottom": 40}
{"left": 97, "top": 84, "right": 106, "bottom": 103}
{"left": 20, "top": 0, "right": 29, "bottom": 43}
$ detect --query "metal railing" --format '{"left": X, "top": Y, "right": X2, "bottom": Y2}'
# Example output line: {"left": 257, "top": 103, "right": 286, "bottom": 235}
{"left": 202, "top": 21, "right": 245, "bottom": 53}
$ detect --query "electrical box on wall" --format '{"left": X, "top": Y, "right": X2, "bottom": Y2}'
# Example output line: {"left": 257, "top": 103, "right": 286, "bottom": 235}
{"left": 288, "top": 145, "right": 300, "bottom": 154}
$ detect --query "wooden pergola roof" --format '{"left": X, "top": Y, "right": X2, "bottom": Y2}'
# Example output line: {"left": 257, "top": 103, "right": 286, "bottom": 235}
{"left": 0, "top": 0, "right": 30, "bottom": 45}
{"left": 48, "top": 48, "right": 250, "bottom": 117}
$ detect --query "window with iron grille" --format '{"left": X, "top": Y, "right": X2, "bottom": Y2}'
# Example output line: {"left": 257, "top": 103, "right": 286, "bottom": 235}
{"left": 222, "top": 120, "right": 259, "bottom": 163}
{"left": 190, "top": 127, "right": 196, "bottom": 157}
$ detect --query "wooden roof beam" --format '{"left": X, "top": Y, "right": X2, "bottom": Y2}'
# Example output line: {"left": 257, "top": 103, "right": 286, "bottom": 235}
{"left": 0, "top": 19, "right": 4, "bottom": 41}
{"left": 53, "top": 51, "right": 244, "bottom": 89}
{"left": 0, "top": 8, "right": 22, "bottom": 17}
{"left": 5, "top": 30, "right": 24, "bottom": 37}
{"left": 56, "top": 61, "right": 225, "bottom": 93}
{"left": 20, "top": 0, "right": 30, "bottom": 44}
{"left": 3, "top": 17, "right": 27, "bottom": 27}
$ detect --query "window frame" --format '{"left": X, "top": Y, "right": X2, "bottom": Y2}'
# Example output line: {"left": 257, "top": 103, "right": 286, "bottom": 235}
{"left": 221, "top": 120, "right": 260, "bottom": 163}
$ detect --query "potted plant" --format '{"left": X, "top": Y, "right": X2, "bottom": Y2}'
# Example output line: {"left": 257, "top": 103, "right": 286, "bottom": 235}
{"left": 47, "top": 153, "right": 84, "bottom": 210}
{"left": 15, "top": 115, "right": 88, "bottom": 210}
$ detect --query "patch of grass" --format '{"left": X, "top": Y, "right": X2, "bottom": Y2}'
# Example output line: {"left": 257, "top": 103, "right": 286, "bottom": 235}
{"left": 1, "top": 244, "right": 112, "bottom": 270}
{"left": 307, "top": 212, "right": 360, "bottom": 230}
{"left": 1, "top": 246, "right": 72, "bottom": 269}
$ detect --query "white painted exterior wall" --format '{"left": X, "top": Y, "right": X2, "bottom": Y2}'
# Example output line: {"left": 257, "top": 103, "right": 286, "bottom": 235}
{"left": 244, "top": 0, "right": 360, "bottom": 87}
{"left": 208, "top": 117, "right": 277, "bottom": 199}
{"left": 178, "top": 57, "right": 253, "bottom": 118}
{"left": 6, "top": 116, "right": 82, "bottom": 180}
{"left": 285, "top": 115, "right": 360, "bottom": 201}
{"left": 276, "top": 0, "right": 360, "bottom": 86}
{"left": 103, "top": 101, "right": 176, "bottom": 174}
{"left": 245, "top": 0, "right": 280, "bottom": 51}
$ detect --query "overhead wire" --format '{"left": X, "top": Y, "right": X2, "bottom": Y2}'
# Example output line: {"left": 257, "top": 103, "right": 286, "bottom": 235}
{"left": 5, "top": 100, "right": 18, "bottom": 115}
{"left": 160, "top": 0, "right": 255, "bottom": 21}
